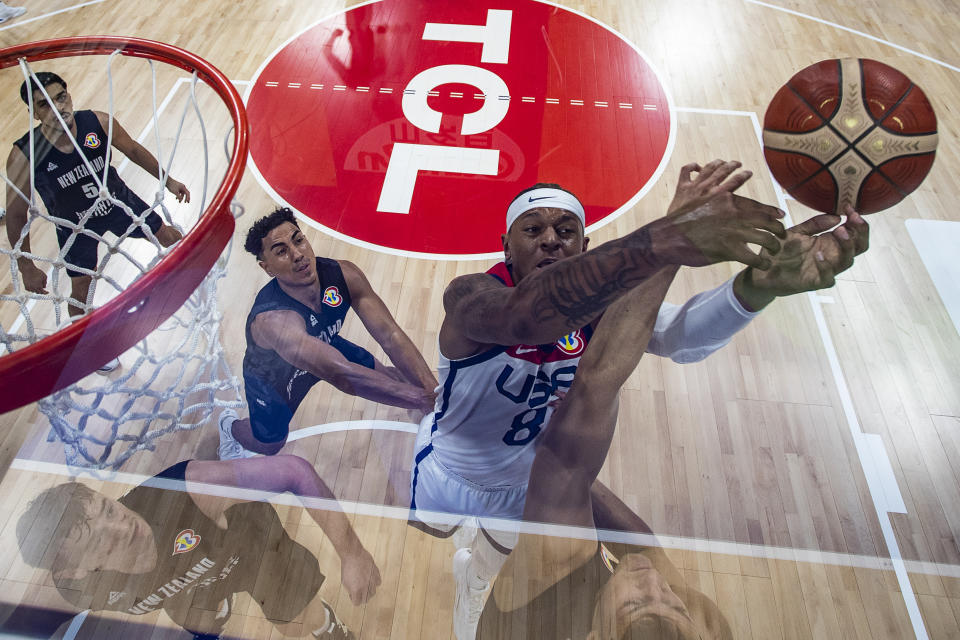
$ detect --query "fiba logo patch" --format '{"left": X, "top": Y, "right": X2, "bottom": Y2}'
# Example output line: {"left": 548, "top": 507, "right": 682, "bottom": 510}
{"left": 247, "top": 0, "right": 671, "bottom": 257}
{"left": 556, "top": 330, "right": 584, "bottom": 356}
{"left": 173, "top": 529, "right": 201, "bottom": 555}
{"left": 83, "top": 132, "right": 101, "bottom": 148}
{"left": 322, "top": 286, "right": 343, "bottom": 307}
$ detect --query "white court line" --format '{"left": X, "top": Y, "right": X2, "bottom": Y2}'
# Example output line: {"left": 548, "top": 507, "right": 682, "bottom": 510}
{"left": 695, "top": 104, "right": 928, "bottom": 639}
{"left": 11, "top": 451, "right": 960, "bottom": 581}
{"left": 746, "top": 0, "right": 960, "bottom": 73}
{"left": 0, "top": 0, "right": 106, "bottom": 32}
{"left": 905, "top": 219, "right": 960, "bottom": 337}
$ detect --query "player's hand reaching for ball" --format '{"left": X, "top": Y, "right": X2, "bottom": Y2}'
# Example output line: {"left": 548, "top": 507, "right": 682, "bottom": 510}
{"left": 732, "top": 205, "right": 870, "bottom": 311}
{"left": 648, "top": 160, "right": 786, "bottom": 270}
{"left": 165, "top": 177, "right": 191, "bottom": 203}
{"left": 341, "top": 546, "right": 382, "bottom": 605}
{"left": 666, "top": 159, "right": 753, "bottom": 217}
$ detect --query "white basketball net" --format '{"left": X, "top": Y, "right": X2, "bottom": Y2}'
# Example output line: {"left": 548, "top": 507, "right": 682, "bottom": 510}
{"left": 0, "top": 52, "right": 243, "bottom": 469}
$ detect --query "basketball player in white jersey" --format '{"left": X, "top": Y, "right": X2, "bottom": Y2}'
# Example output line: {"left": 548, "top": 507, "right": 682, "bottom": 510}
{"left": 409, "top": 159, "right": 869, "bottom": 639}
{"left": 480, "top": 253, "right": 732, "bottom": 640}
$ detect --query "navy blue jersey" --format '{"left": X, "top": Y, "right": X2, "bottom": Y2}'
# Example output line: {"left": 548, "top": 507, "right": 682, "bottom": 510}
{"left": 14, "top": 110, "right": 147, "bottom": 222}
{"left": 243, "top": 257, "right": 374, "bottom": 442}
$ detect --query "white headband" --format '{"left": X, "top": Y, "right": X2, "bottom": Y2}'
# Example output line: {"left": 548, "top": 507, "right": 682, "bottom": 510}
{"left": 506, "top": 188, "right": 585, "bottom": 232}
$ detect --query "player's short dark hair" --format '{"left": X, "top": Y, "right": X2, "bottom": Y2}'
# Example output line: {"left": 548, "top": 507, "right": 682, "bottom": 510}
{"left": 245, "top": 207, "right": 300, "bottom": 259}
{"left": 20, "top": 71, "right": 67, "bottom": 105}
{"left": 16, "top": 482, "right": 98, "bottom": 570}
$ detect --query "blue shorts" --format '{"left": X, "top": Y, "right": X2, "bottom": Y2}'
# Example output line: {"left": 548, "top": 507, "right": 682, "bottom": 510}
{"left": 245, "top": 335, "right": 375, "bottom": 444}
{"left": 55, "top": 192, "right": 162, "bottom": 278}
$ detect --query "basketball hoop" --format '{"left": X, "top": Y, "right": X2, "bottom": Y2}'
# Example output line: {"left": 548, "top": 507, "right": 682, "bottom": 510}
{"left": 0, "top": 37, "right": 248, "bottom": 468}
{"left": 0, "top": 36, "right": 247, "bottom": 414}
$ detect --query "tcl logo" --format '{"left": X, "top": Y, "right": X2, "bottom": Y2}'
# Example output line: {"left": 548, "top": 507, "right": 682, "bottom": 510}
{"left": 247, "top": 0, "right": 672, "bottom": 257}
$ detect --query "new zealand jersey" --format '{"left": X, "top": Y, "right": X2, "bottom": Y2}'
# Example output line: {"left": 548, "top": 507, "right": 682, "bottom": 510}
{"left": 427, "top": 262, "right": 592, "bottom": 487}
{"left": 14, "top": 110, "right": 147, "bottom": 222}
{"left": 243, "top": 258, "right": 373, "bottom": 414}
{"left": 54, "top": 462, "right": 324, "bottom": 631}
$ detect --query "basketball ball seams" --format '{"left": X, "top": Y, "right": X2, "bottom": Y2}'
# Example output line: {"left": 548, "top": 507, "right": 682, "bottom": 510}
{"left": 763, "top": 57, "right": 937, "bottom": 214}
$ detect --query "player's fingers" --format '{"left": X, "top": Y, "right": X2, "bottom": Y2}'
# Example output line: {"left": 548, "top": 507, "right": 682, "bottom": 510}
{"left": 843, "top": 205, "right": 869, "bottom": 254}
{"left": 717, "top": 169, "right": 752, "bottom": 193}
{"left": 739, "top": 207, "right": 787, "bottom": 238}
{"left": 694, "top": 159, "right": 729, "bottom": 184}
{"left": 700, "top": 159, "right": 741, "bottom": 188}
{"left": 831, "top": 226, "right": 857, "bottom": 272}
{"left": 728, "top": 243, "right": 773, "bottom": 270}
{"left": 814, "top": 250, "right": 838, "bottom": 288}
{"left": 790, "top": 212, "right": 841, "bottom": 236}
{"left": 732, "top": 194, "right": 786, "bottom": 225}
{"left": 677, "top": 162, "right": 701, "bottom": 184}
{"left": 738, "top": 228, "right": 783, "bottom": 255}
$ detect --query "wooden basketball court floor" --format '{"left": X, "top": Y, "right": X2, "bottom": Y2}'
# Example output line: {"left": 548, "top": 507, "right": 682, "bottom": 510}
{"left": 1, "top": 0, "right": 959, "bottom": 638}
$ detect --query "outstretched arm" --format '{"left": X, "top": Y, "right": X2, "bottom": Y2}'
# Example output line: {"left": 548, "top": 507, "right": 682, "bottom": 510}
{"left": 523, "top": 265, "right": 680, "bottom": 527}
{"left": 341, "top": 260, "right": 438, "bottom": 392}
{"left": 251, "top": 309, "right": 435, "bottom": 411}
{"left": 94, "top": 111, "right": 190, "bottom": 203}
{"left": 443, "top": 160, "right": 785, "bottom": 350}
{"left": 185, "top": 456, "right": 382, "bottom": 605}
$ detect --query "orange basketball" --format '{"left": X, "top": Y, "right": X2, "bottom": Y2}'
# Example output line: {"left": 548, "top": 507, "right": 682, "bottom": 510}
{"left": 762, "top": 58, "right": 938, "bottom": 214}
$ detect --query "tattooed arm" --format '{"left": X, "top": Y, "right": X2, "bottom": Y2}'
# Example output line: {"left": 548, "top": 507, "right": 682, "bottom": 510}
{"left": 440, "top": 161, "right": 785, "bottom": 357}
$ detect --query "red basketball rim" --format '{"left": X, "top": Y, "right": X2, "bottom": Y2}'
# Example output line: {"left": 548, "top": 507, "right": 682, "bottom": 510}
{"left": 0, "top": 36, "right": 249, "bottom": 415}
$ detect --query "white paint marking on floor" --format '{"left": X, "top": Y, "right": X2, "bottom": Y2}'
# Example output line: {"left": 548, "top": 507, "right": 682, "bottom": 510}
{"left": 60, "top": 609, "right": 89, "bottom": 640}
{"left": 288, "top": 420, "right": 419, "bottom": 440}
{"left": 675, "top": 105, "right": 928, "bottom": 639}
{"left": 0, "top": 0, "right": 106, "bottom": 32}
{"left": 905, "top": 219, "right": 960, "bottom": 337}
{"left": 11, "top": 451, "right": 960, "bottom": 580}
{"left": 739, "top": 107, "right": 927, "bottom": 639}
{"left": 857, "top": 433, "right": 908, "bottom": 514}
{"left": 745, "top": 0, "right": 960, "bottom": 73}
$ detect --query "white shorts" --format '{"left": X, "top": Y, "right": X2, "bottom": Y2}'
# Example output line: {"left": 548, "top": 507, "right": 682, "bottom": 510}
{"left": 410, "top": 445, "right": 528, "bottom": 521}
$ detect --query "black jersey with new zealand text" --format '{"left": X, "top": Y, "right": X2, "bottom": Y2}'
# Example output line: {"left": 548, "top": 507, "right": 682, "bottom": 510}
{"left": 242, "top": 257, "right": 375, "bottom": 442}
{"left": 13, "top": 110, "right": 147, "bottom": 222}
{"left": 54, "top": 461, "right": 324, "bottom": 634}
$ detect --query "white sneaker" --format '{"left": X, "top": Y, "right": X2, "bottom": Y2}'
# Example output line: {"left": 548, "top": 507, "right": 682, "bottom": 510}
{"left": 311, "top": 599, "right": 354, "bottom": 639}
{"left": 453, "top": 548, "right": 487, "bottom": 640}
{"left": 0, "top": 5, "right": 25, "bottom": 23}
{"left": 96, "top": 357, "right": 120, "bottom": 374}
{"left": 217, "top": 408, "right": 254, "bottom": 460}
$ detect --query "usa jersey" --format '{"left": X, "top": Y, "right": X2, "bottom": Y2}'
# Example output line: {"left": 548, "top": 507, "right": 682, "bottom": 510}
{"left": 14, "top": 110, "right": 145, "bottom": 222}
{"left": 427, "top": 262, "right": 593, "bottom": 487}
{"left": 423, "top": 263, "right": 759, "bottom": 489}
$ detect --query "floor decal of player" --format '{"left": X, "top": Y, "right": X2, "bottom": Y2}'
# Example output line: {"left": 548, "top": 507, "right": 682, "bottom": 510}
{"left": 218, "top": 207, "right": 438, "bottom": 458}
{"left": 408, "top": 160, "right": 869, "bottom": 639}
{"left": 11, "top": 454, "right": 382, "bottom": 639}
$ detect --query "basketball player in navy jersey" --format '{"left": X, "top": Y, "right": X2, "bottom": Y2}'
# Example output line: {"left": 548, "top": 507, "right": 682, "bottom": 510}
{"left": 10, "top": 454, "right": 381, "bottom": 639}
{"left": 217, "top": 207, "right": 437, "bottom": 458}
{"left": 5, "top": 72, "right": 189, "bottom": 321}
{"left": 410, "top": 159, "right": 869, "bottom": 639}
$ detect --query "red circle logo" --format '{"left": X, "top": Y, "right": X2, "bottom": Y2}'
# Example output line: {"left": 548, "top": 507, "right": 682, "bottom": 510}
{"left": 247, "top": 0, "right": 673, "bottom": 258}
